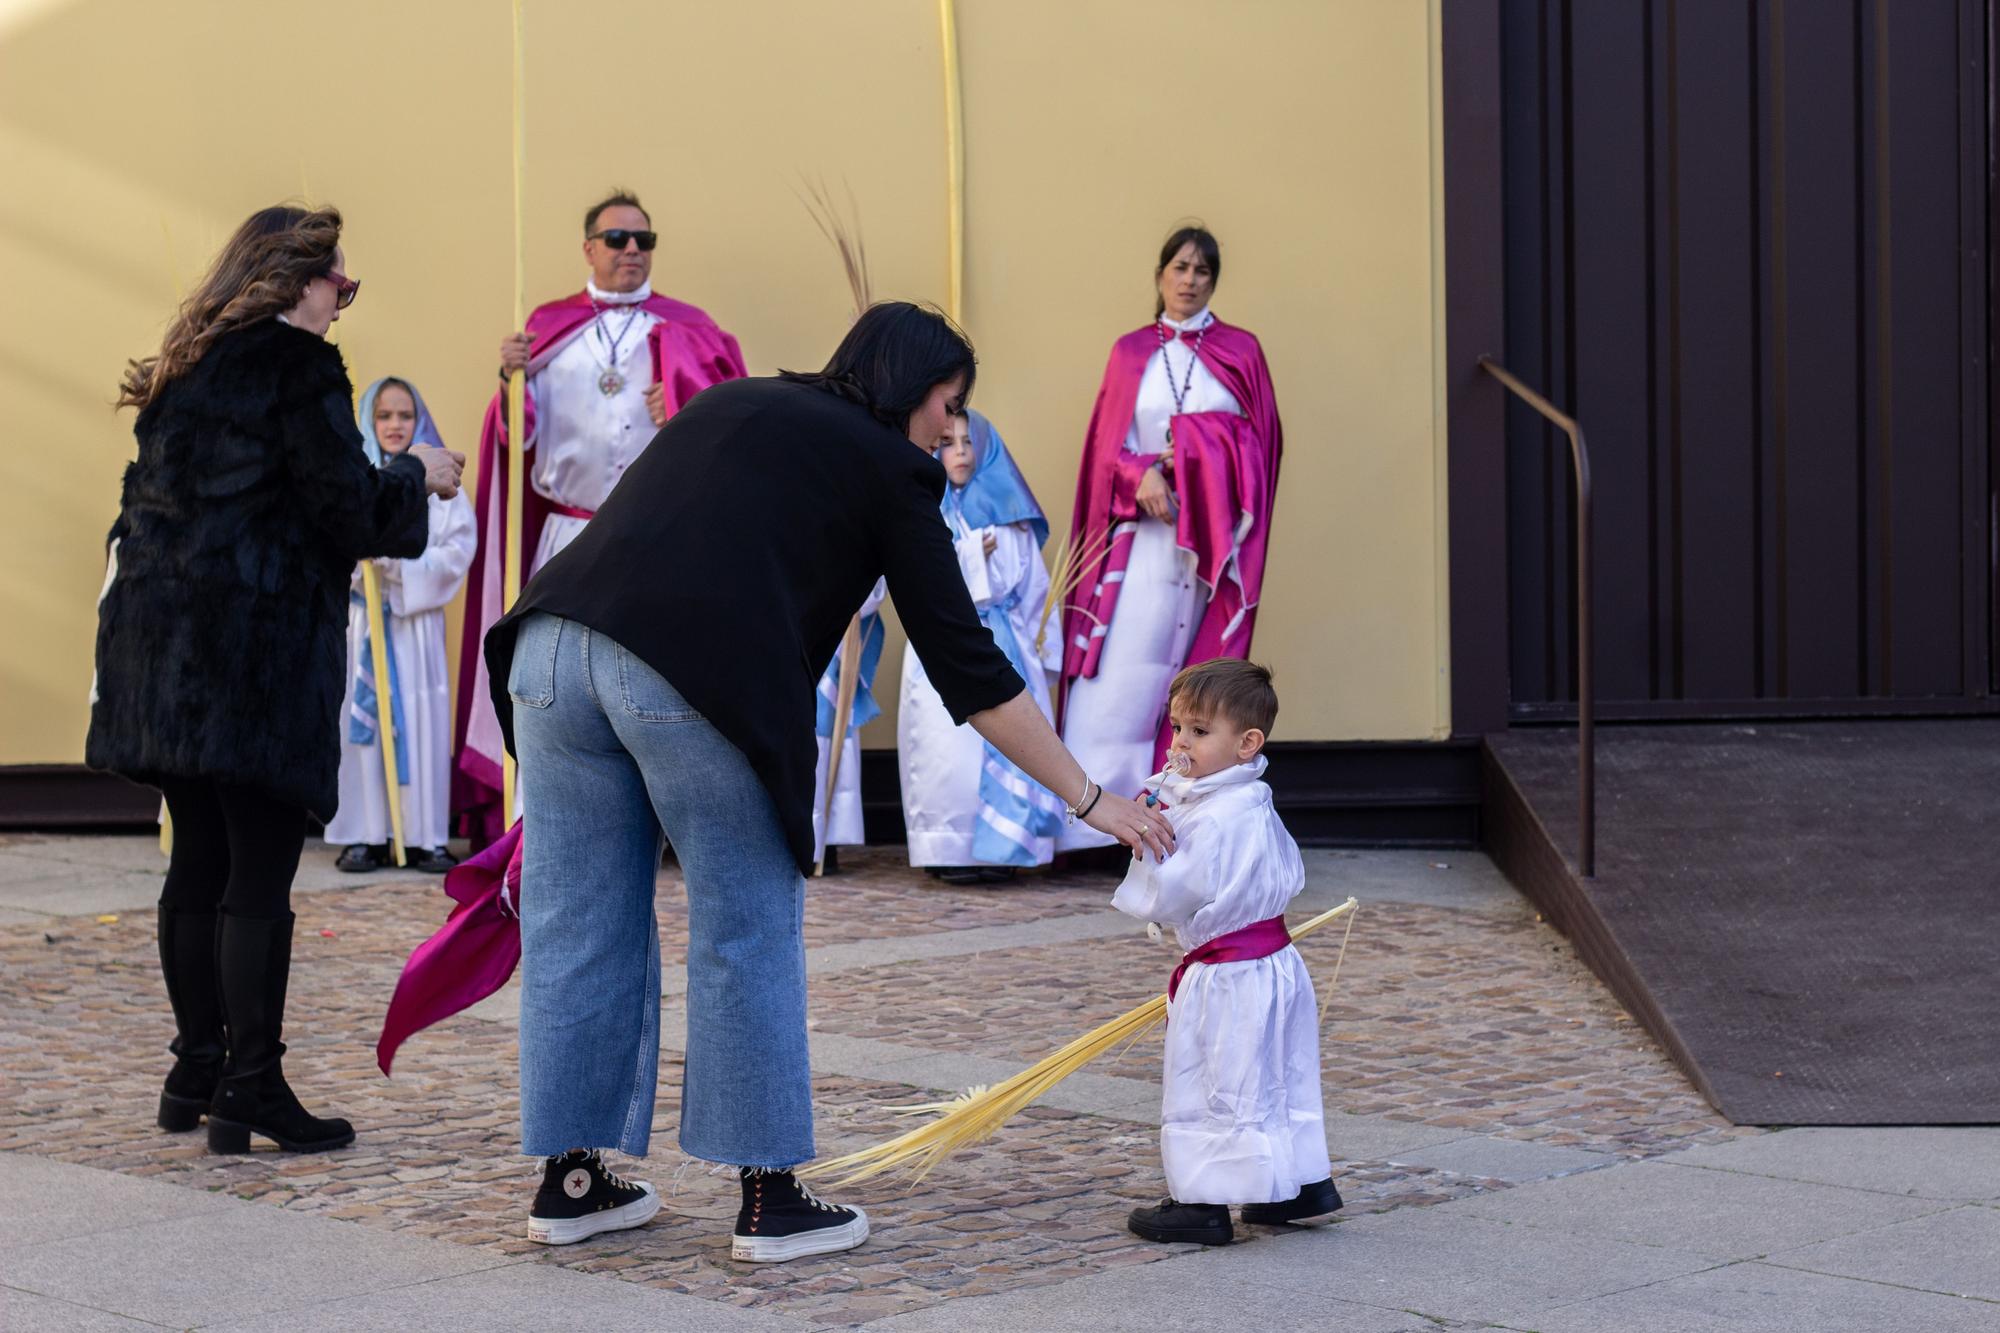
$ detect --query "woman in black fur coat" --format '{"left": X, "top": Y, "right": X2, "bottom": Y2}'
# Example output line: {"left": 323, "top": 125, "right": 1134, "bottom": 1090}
{"left": 88, "top": 205, "right": 465, "bottom": 1153}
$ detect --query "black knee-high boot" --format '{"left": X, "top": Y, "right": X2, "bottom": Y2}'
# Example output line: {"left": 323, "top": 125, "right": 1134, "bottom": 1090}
{"left": 207, "top": 912, "right": 354, "bottom": 1153}
{"left": 157, "top": 906, "right": 225, "bottom": 1131}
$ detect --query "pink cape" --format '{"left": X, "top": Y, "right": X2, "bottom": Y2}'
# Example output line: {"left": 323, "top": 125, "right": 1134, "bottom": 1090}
{"left": 1057, "top": 321, "right": 1283, "bottom": 767}
{"left": 450, "top": 293, "right": 746, "bottom": 846}
{"left": 376, "top": 821, "right": 523, "bottom": 1075}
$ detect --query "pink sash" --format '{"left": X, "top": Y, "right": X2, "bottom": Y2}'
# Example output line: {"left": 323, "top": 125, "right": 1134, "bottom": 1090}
{"left": 1167, "top": 914, "right": 1292, "bottom": 1004}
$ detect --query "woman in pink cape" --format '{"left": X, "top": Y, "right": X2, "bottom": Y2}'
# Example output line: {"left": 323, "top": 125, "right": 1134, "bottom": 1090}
{"left": 1057, "top": 224, "right": 1283, "bottom": 852}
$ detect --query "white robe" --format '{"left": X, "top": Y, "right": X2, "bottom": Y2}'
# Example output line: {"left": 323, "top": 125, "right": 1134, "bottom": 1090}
{"left": 325, "top": 490, "right": 479, "bottom": 850}
{"left": 897, "top": 515, "right": 1061, "bottom": 866}
{"left": 812, "top": 578, "right": 887, "bottom": 862}
{"left": 528, "top": 281, "right": 662, "bottom": 575}
{"left": 1060, "top": 307, "right": 1239, "bottom": 849}
{"left": 1112, "top": 756, "right": 1331, "bottom": 1205}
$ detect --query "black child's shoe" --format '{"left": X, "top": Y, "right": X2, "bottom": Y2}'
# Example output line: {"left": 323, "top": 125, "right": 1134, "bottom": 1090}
{"left": 1127, "top": 1197, "right": 1234, "bottom": 1245}
{"left": 730, "top": 1167, "right": 869, "bottom": 1263}
{"left": 408, "top": 846, "right": 459, "bottom": 875}
{"left": 1239, "top": 1177, "right": 1345, "bottom": 1226}
{"left": 336, "top": 843, "right": 388, "bottom": 873}
{"left": 526, "top": 1149, "right": 660, "bottom": 1246}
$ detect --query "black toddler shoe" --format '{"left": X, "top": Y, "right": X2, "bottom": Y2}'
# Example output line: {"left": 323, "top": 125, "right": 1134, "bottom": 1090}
{"left": 335, "top": 843, "right": 389, "bottom": 873}
{"left": 1239, "top": 1177, "right": 1344, "bottom": 1225}
{"left": 408, "top": 846, "right": 459, "bottom": 874}
{"left": 1127, "top": 1197, "right": 1233, "bottom": 1245}
{"left": 526, "top": 1149, "right": 660, "bottom": 1245}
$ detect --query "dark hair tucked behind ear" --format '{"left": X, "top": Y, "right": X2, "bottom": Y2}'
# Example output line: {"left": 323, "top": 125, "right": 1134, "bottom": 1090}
{"left": 1154, "top": 223, "right": 1222, "bottom": 319}
{"left": 780, "top": 301, "right": 977, "bottom": 435}
{"left": 584, "top": 190, "right": 648, "bottom": 235}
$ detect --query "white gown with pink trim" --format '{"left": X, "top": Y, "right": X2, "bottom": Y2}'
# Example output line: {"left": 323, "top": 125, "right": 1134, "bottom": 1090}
{"left": 1111, "top": 756, "right": 1331, "bottom": 1205}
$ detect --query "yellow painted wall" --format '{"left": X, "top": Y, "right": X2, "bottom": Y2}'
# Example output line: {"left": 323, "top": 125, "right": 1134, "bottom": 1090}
{"left": 0, "top": 0, "right": 1447, "bottom": 769}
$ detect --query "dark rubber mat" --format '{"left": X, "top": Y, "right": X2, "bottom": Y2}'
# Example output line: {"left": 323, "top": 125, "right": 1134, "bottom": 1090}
{"left": 1486, "top": 721, "right": 1999, "bottom": 1125}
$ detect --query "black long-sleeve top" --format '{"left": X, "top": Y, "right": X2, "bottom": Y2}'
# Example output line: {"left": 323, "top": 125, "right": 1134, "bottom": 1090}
{"left": 485, "top": 376, "right": 1025, "bottom": 872}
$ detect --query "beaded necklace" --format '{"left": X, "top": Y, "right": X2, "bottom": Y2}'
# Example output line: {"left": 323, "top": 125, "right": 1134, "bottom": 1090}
{"left": 1156, "top": 317, "right": 1208, "bottom": 449}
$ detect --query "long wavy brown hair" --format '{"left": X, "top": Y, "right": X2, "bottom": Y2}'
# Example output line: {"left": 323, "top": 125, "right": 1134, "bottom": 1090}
{"left": 117, "top": 204, "right": 343, "bottom": 411}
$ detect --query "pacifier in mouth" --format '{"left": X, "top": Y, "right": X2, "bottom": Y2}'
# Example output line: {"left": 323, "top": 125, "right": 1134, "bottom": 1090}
{"left": 1165, "top": 751, "right": 1193, "bottom": 776}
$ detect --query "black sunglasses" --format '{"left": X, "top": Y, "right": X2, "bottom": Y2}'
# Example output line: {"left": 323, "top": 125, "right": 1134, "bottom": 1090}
{"left": 588, "top": 228, "right": 658, "bottom": 252}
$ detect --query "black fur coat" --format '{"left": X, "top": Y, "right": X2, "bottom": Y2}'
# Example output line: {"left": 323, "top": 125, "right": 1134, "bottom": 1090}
{"left": 87, "top": 319, "right": 431, "bottom": 820}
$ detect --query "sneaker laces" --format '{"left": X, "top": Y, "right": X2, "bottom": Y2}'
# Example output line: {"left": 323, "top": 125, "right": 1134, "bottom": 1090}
{"left": 549, "top": 1148, "right": 637, "bottom": 1193}
{"left": 743, "top": 1165, "right": 843, "bottom": 1213}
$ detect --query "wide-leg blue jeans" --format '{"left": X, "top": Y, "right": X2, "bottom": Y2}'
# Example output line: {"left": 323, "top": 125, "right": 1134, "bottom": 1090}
{"left": 508, "top": 612, "right": 813, "bottom": 1166}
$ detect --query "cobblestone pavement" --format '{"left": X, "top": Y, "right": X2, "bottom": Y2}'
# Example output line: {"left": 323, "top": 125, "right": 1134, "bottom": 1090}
{"left": 0, "top": 837, "right": 1756, "bottom": 1327}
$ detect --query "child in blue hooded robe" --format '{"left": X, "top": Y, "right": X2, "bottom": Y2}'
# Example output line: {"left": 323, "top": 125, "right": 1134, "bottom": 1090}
{"left": 326, "top": 377, "right": 478, "bottom": 873}
{"left": 897, "top": 411, "right": 1064, "bottom": 882}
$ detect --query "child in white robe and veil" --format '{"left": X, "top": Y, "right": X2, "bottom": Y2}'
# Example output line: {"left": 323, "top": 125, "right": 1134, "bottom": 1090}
{"left": 897, "top": 411, "right": 1064, "bottom": 883}
{"left": 1113, "top": 658, "right": 1341, "bottom": 1245}
{"left": 327, "top": 377, "right": 478, "bottom": 873}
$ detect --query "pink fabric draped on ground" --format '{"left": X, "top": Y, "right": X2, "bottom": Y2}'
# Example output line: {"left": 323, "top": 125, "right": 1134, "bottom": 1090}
{"left": 1058, "top": 321, "right": 1282, "bottom": 765}
{"left": 377, "top": 820, "right": 524, "bottom": 1075}
{"left": 450, "top": 294, "right": 745, "bottom": 847}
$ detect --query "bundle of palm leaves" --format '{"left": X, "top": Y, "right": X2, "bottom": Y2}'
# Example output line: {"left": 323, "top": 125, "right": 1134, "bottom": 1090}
{"left": 803, "top": 897, "right": 1360, "bottom": 1188}
{"left": 1035, "top": 526, "right": 1116, "bottom": 658}
{"left": 798, "top": 176, "right": 871, "bottom": 318}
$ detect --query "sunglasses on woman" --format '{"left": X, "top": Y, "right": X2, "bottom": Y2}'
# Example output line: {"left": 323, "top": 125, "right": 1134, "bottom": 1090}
{"left": 321, "top": 269, "right": 360, "bottom": 310}
{"left": 588, "top": 228, "right": 658, "bottom": 252}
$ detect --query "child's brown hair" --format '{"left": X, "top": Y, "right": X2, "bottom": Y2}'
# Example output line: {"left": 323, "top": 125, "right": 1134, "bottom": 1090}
{"left": 1168, "top": 658, "right": 1278, "bottom": 735}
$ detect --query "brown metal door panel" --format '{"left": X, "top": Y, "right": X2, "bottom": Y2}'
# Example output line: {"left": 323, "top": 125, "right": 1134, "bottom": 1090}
{"left": 1772, "top": 1, "right": 1867, "bottom": 703}
{"left": 1668, "top": 0, "right": 1762, "bottom": 703}
{"left": 1498, "top": 0, "right": 1993, "bottom": 719}
{"left": 1878, "top": 2, "right": 1971, "bottom": 698}
{"left": 1503, "top": 0, "right": 1569, "bottom": 703}
{"left": 1569, "top": 0, "right": 1660, "bottom": 704}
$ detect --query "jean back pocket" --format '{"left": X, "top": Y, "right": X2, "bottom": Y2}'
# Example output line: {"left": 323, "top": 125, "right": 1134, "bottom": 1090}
{"left": 615, "top": 643, "right": 700, "bottom": 722}
{"left": 506, "top": 612, "right": 561, "bottom": 710}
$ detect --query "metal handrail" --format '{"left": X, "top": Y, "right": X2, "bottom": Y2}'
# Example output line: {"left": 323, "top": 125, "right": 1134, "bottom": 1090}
{"left": 1478, "top": 356, "right": 1595, "bottom": 878}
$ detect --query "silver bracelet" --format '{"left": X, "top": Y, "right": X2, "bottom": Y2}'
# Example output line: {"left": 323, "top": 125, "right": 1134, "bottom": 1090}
{"left": 1064, "top": 778, "right": 1099, "bottom": 825}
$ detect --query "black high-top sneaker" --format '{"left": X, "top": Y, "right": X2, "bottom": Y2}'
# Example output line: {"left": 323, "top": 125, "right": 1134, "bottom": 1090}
{"left": 731, "top": 1167, "right": 869, "bottom": 1263}
{"left": 1127, "top": 1197, "right": 1233, "bottom": 1245}
{"left": 526, "top": 1149, "right": 660, "bottom": 1246}
{"left": 1239, "top": 1177, "right": 1344, "bottom": 1226}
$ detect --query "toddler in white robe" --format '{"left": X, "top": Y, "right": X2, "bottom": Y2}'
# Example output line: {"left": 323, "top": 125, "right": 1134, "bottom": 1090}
{"left": 1111, "top": 658, "right": 1341, "bottom": 1245}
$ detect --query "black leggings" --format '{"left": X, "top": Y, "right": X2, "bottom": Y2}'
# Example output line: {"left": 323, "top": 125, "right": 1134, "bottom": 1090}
{"left": 157, "top": 778, "right": 309, "bottom": 920}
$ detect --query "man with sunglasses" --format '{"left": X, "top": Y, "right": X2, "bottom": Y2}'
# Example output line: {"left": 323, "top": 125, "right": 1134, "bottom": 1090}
{"left": 453, "top": 189, "right": 747, "bottom": 845}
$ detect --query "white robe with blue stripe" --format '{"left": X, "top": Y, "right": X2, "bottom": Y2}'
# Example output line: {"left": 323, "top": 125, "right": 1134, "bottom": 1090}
{"left": 897, "top": 515, "right": 1061, "bottom": 867}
